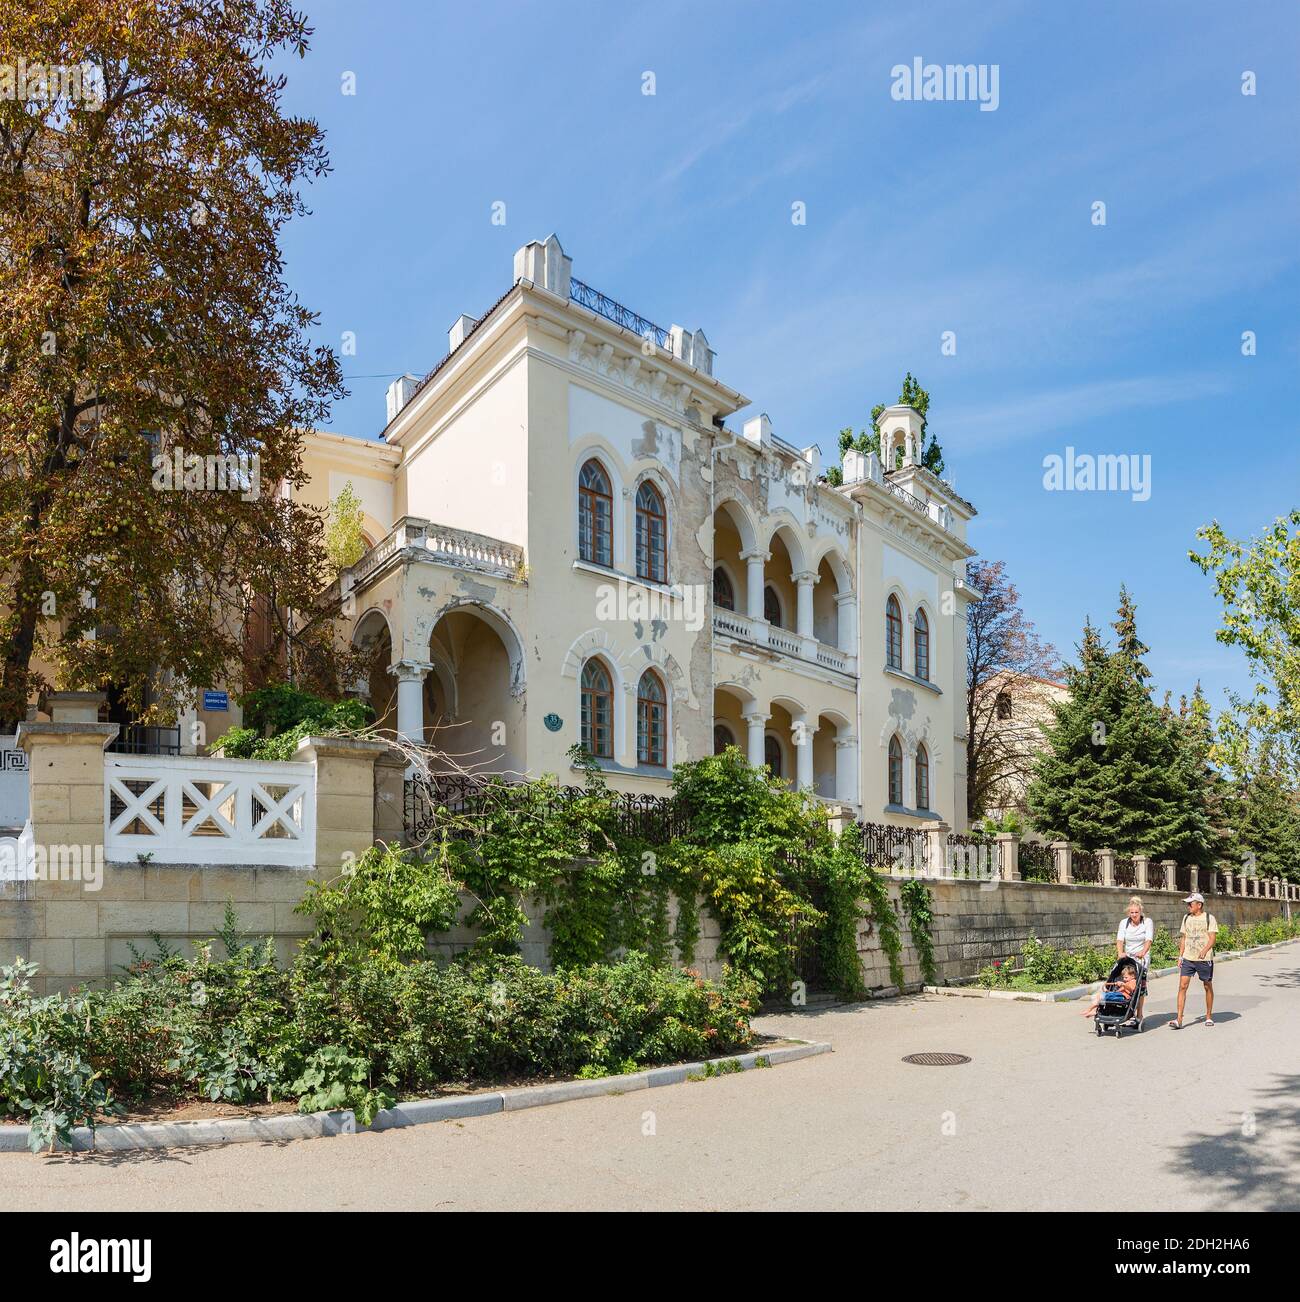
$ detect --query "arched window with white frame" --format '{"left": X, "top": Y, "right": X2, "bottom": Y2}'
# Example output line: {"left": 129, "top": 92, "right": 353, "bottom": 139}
{"left": 635, "top": 481, "right": 667, "bottom": 584}
{"left": 580, "top": 658, "right": 614, "bottom": 758}
{"left": 579, "top": 459, "right": 613, "bottom": 567}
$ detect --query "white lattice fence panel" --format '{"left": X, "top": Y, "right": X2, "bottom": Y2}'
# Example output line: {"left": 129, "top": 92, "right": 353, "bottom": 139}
{"left": 105, "top": 755, "right": 316, "bottom": 866}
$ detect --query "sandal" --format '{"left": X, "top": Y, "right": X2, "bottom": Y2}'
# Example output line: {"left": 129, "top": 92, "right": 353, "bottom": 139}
{"left": 1205, "top": 1018, "right": 1215, "bottom": 1027}
{"left": 1169, "top": 1020, "right": 1182, "bottom": 1029}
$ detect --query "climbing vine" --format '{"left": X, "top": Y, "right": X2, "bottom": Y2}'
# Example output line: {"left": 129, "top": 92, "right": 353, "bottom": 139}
{"left": 900, "top": 879, "right": 938, "bottom": 986}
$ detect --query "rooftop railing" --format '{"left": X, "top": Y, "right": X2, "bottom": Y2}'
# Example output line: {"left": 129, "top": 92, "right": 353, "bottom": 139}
{"left": 569, "top": 277, "right": 671, "bottom": 350}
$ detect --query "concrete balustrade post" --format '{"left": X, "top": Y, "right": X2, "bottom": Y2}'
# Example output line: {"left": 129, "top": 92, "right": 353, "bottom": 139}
{"left": 996, "top": 832, "right": 1021, "bottom": 882}
{"left": 294, "top": 736, "right": 389, "bottom": 875}
{"left": 1051, "top": 841, "right": 1072, "bottom": 885}
{"left": 1134, "top": 854, "right": 1150, "bottom": 891}
{"left": 926, "top": 822, "right": 950, "bottom": 878}
{"left": 1188, "top": 867, "right": 1199, "bottom": 896}
{"left": 1160, "top": 860, "right": 1177, "bottom": 892}
{"left": 1223, "top": 869, "right": 1234, "bottom": 896}
{"left": 1098, "top": 848, "right": 1116, "bottom": 888}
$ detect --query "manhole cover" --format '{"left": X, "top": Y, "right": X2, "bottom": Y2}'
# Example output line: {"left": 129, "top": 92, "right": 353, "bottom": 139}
{"left": 902, "top": 1052, "right": 971, "bottom": 1067}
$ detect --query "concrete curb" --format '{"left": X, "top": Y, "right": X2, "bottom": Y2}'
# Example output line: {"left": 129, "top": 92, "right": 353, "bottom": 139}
{"left": 922, "top": 935, "right": 1300, "bottom": 1004}
{"left": 2, "top": 1040, "right": 832, "bottom": 1154}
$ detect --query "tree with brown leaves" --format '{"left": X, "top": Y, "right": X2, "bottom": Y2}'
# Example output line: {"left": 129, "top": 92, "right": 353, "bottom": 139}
{"left": 0, "top": 0, "right": 350, "bottom": 728}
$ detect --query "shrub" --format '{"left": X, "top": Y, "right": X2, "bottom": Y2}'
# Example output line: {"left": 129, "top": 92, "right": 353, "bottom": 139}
{"left": 219, "top": 685, "right": 373, "bottom": 760}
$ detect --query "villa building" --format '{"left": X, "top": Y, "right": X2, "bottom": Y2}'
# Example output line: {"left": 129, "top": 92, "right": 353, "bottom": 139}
{"left": 266, "top": 234, "right": 980, "bottom": 829}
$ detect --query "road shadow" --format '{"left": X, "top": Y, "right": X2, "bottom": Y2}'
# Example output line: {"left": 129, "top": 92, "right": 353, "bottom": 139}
{"left": 1165, "top": 1072, "right": 1300, "bottom": 1211}
{"left": 1257, "top": 966, "right": 1300, "bottom": 988}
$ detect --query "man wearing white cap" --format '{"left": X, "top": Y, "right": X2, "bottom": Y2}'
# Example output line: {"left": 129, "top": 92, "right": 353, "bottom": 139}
{"left": 1170, "top": 893, "right": 1217, "bottom": 1029}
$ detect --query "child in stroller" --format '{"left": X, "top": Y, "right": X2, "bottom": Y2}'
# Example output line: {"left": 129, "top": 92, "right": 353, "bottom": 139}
{"left": 1081, "top": 958, "right": 1142, "bottom": 1036}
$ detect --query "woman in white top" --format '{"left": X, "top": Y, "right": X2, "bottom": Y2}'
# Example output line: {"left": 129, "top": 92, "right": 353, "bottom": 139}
{"left": 1116, "top": 896, "right": 1154, "bottom": 1027}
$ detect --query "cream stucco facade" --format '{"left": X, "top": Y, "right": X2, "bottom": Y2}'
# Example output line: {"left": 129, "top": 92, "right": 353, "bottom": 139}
{"left": 300, "top": 235, "right": 980, "bottom": 828}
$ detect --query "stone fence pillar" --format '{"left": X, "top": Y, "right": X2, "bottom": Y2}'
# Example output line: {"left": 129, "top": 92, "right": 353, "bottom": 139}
{"left": 373, "top": 750, "right": 407, "bottom": 847}
{"left": 1051, "top": 840, "right": 1072, "bottom": 885}
{"left": 1098, "top": 848, "right": 1116, "bottom": 888}
{"left": 926, "top": 822, "right": 950, "bottom": 878}
{"left": 1223, "top": 869, "right": 1234, "bottom": 895}
{"left": 996, "top": 832, "right": 1020, "bottom": 881}
{"left": 1134, "top": 854, "right": 1150, "bottom": 891}
{"left": 1160, "top": 860, "right": 1177, "bottom": 892}
{"left": 295, "top": 736, "right": 390, "bottom": 876}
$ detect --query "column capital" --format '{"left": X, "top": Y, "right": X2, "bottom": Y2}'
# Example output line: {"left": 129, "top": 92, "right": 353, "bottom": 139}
{"left": 793, "top": 570, "right": 819, "bottom": 586}
{"left": 741, "top": 708, "right": 770, "bottom": 724}
{"left": 833, "top": 591, "right": 857, "bottom": 606}
{"left": 389, "top": 659, "right": 433, "bottom": 682}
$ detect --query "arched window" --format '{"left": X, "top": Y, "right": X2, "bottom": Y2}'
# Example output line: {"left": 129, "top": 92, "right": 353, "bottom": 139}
{"left": 764, "top": 585, "right": 783, "bottom": 628}
{"left": 635, "top": 481, "right": 667, "bottom": 584}
{"left": 578, "top": 459, "right": 613, "bottom": 567}
{"left": 764, "top": 734, "right": 783, "bottom": 778}
{"left": 888, "top": 735, "right": 903, "bottom": 806}
{"left": 916, "top": 744, "right": 930, "bottom": 811}
{"left": 580, "top": 659, "right": 613, "bottom": 758}
{"left": 914, "top": 607, "right": 930, "bottom": 681}
{"left": 996, "top": 691, "right": 1012, "bottom": 721}
{"left": 713, "top": 566, "right": 735, "bottom": 611}
{"left": 885, "top": 594, "right": 903, "bottom": 670}
{"left": 637, "top": 670, "right": 667, "bottom": 767}
{"left": 713, "top": 723, "right": 735, "bottom": 755}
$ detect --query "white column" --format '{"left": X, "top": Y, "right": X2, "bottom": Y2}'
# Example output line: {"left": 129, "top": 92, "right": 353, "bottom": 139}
{"left": 794, "top": 571, "right": 817, "bottom": 638}
{"left": 835, "top": 592, "right": 858, "bottom": 661}
{"left": 742, "top": 550, "right": 770, "bottom": 645}
{"left": 743, "top": 709, "right": 768, "bottom": 769}
{"left": 794, "top": 717, "right": 816, "bottom": 791}
{"left": 390, "top": 660, "right": 432, "bottom": 748}
{"left": 834, "top": 735, "right": 858, "bottom": 806}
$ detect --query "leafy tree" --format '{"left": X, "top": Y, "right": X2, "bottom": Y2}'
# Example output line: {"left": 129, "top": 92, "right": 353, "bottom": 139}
{"left": 1189, "top": 511, "right": 1300, "bottom": 771}
{"left": 325, "top": 483, "right": 367, "bottom": 571}
{"left": 824, "top": 373, "right": 944, "bottom": 484}
{"left": 1028, "top": 589, "right": 1214, "bottom": 863}
{"left": 964, "top": 559, "right": 1059, "bottom": 820}
{"left": 0, "top": 0, "right": 349, "bottom": 728}
{"left": 1223, "top": 736, "right": 1300, "bottom": 884}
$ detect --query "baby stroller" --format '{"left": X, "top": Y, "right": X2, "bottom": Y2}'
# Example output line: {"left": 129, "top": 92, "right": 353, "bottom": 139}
{"left": 1094, "top": 958, "right": 1143, "bottom": 1038}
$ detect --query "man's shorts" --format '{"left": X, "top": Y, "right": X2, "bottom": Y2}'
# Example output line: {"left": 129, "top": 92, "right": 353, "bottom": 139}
{"left": 1179, "top": 958, "right": 1214, "bottom": 982}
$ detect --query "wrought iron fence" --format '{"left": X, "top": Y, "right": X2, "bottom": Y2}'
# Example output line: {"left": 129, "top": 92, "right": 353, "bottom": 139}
{"left": 857, "top": 820, "right": 928, "bottom": 872}
{"left": 403, "top": 773, "right": 689, "bottom": 846}
{"left": 946, "top": 829, "right": 996, "bottom": 879}
{"left": 1114, "top": 856, "right": 1137, "bottom": 889}
{"left": 1019, "top": 839, "right": 1056, "bottom": 882}
{"left": 569, "top": 278, "right": 671, "bottom": 350}
{"left": 1072, "top": 849, "right": 1102, "bottom": 883}
{"left": 107, "top": 724, "right": 181, "bottom": 756}
{"left": 1175, "top": 864, "right": 1192, "bottom": 896}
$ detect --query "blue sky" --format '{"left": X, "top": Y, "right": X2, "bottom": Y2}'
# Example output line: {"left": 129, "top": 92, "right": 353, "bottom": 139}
{"left": 277, "top": 0, "right": 1299, "bottom": 714}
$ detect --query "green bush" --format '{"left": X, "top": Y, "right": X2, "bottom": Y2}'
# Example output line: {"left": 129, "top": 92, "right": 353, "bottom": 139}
{"left": 219, "top": 685, "right": 373, "bottom": 760}
{"left": 2, "top": 944, "right": 757, "bottom": 1140}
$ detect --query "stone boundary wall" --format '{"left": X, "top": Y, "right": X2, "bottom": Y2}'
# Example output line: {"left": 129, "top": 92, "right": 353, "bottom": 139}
{"left": 863, "top": 878, "right": 1294, "bottom": 990}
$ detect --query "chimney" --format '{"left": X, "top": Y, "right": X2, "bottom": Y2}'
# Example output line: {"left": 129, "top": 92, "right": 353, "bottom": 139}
{"left": 742, "top": 413, "right": 772, "bottom": 449}
{"left": 386, "top": 373, "right": 420, "bottom": 424}
{"left": 801, "top": 445, "right": 822, "bottom": 479}
{"left": 513, "top": 233, "right": 572, "bottom": 297}
{"left": 448, "top": 314, "right": 478, "bottom": 352}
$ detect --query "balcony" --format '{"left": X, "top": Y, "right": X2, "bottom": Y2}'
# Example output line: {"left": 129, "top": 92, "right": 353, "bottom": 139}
{"left": 712, "top": 608, "right": 855, "bottom": 677}
{"left": 343, "top": 517, "right": 526, "bottom": 591}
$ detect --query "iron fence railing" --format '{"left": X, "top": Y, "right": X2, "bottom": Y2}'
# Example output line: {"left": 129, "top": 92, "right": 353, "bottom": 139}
{"left": 1019, "top": 839, "right": 1056, "bottom": 882}
{"left": 857, "top": 820, "right": 929, "bottom": 872}
{"left": 1072, "top": 849, "right": 1102, "bottom": 883}
{"left": 403, "top": 773, "right": 689, "bottom": 846}
{"left": 1114, "top": 856, "right": 1137, "bottom": 888}
{"left": 107, "top": 724, "right": 181, "bottom": 756}
{"left": 569, "top": 278, "right": 671, "bottom": 350}
{"left": 1175, "top": 864, "right": 1192, "bottom": 896}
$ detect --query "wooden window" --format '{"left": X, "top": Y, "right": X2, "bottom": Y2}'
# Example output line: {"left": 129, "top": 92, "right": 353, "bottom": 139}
{"left": 764, "top": 734, "right": 783, "bottom": 777}
{"left": 713, "top": 723, "right": 735, "bottom": 754}
{"left": 764, "top": 584, "right": 783, "bottom": 628}
{"left": 580, "top": 659, "right": 613, "bottom": 758}
{"left": 579, "top": 459, "right": 613, "bottom": 567}
{"left": 886, "top": 595, "right": 903, "bottom": 670}
{"left": 914, "top": 607, "right": 930, "bottom": 681}
{"left": 637, "top": 670, "right": 667, "bottom": 767}
{"left": 635, "top": 481, "right": 667, "bottom": 583}
{"left": 916, "top": 744, "right": 930, "bottom": 811}
{"left": 888, "top": 735, "right": 903, "bottom": 805}
{"left": 713, "top": 566, "right": 735, "bottom": 611}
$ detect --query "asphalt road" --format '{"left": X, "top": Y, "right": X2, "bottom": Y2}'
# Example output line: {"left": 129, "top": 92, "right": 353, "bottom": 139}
{"left": 4, "top": 946, "right": 1297, "bottom": 1211}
